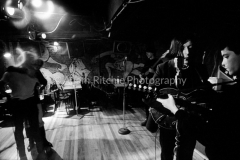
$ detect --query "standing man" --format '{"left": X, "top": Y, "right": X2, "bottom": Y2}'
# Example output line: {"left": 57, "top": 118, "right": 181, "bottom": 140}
{"left": 157, "top": 35, "right": 240, "bottom": 160}
{"left": 0, "top": 50, "right": 48, "bottom": 160}
{"left": 148, "top": 36, "right": 210, "bottom": 160}
{"left": 139, "top": 46, "right": 160, "bottom": 126}
{"left": 25, "top": 59, "right": 53, "bottom": 152}
{"left": 141, "top": 38, "right": 185, "bottom": 126}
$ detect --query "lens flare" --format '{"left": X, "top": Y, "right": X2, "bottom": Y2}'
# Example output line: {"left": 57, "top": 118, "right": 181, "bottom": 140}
{"left": 32, "top": 0, "right": 43, "bottom": 8}
{"left": 34, "top": 1, "right": 54, "bottom": 19}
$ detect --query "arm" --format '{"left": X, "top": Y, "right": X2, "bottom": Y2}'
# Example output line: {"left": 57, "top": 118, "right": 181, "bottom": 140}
{"left": 35, "top": 70, "right": 47, "bottom": 91}
{"left": 148, "top": 63, "right": 164, "bottom": 87}
{"left": 0, "top": 73, "right": 9, "bottom": 96}
{"left": 157, "top": 94, "right": 179, "bottom": 114}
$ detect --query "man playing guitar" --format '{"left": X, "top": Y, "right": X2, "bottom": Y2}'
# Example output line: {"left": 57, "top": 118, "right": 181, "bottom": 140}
{"left": 140, "top": 39, "right": 184, "bottom": 126}
{"left": 146, "top": 36, "right": 210, "bottom": 160}
{"left": 157, "top": 34, "right": 240, "bottom": 160}
{"left": 139, "top": 47, "right": 161, "bottom": 126}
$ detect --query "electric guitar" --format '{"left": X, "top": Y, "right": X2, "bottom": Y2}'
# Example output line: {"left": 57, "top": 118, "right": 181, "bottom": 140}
{"left": 127, "top": 84, "right": 211, "bottom": 130}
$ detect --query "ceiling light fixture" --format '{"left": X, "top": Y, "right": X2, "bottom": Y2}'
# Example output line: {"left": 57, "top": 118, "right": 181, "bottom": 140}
{"left": 29, "top": 31, "right": 47, "bottom": 40}
{"left": 3, "top": 6, "right": 24, "bottom": 19}
{"left": 31, "top": 0, "right": 43, "bottom": 8}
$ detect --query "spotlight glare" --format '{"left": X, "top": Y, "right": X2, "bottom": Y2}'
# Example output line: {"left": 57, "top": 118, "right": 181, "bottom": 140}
{"left": 34, "top": 1, "right": 54, "bottom": 19}
{"left": 41, "top": 33, "right": 46, "bottom": 39}
{"left": 4, "top": 52, "right": 12, "bottom": 58}
{"left": 53, "top": 42, "right": 59, "bottom": 46}
{"left": 6, "top": 7, "right": 15, "bottom": 16}
{"left": 4, "top": 7, "right": 24, "bottom": 19}
{"left": 32, "top": 0, "right": 43, "bottom": 8}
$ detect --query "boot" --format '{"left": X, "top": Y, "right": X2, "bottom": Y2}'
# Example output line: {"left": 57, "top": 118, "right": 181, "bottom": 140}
{"left": 39, "top": 126, "right": 53, "bottom": 148}
{"left": 25, "top": 128, "right": 35, "bottom": 152}
{"left": 141, "top": 119, "right": 148, "bottom": 126}
{"left": 18, "top": 149, "right": 27, "bottom": 160}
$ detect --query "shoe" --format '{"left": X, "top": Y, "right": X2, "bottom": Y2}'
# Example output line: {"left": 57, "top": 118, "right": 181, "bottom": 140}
{"left": 141, "top": 119, "right": 148, "bottom": 126}
{"left": 44, "top": 141, "right": 53, "bottom": 148}
{"left": 45, "top": 146, "right": 53, "bottom": 156}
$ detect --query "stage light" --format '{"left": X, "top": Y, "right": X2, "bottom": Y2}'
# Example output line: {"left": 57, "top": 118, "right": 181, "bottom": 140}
{"left": 41, "top": 33, "right": 46, "bottom": 39}
{"left": 3, "top": 6, "right": 24, "bottom": 19}
{"left": 29, "top": 31, "right": 47, "bottom": 40}
{"left": 34, "top": 1, "right": 54, "bottom": 19}
{"left": 6, "top": 7, "right": 14, "bottom": 15}
{"left": 3, "top": 52, "right": 12, "bottom": 58}
{"left": 18, "top": 0, "right": 23, "bottom": 9}
{"left": 53, "top": 42, "right": 59, "bottom": 46}
{"left": 31, "top": 0, "right": 43, "bottom": 8}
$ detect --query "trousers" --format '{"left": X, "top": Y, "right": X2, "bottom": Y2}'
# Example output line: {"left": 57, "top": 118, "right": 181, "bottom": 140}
{"left": 10, "top": 97, "right": 44, "bottom": 157}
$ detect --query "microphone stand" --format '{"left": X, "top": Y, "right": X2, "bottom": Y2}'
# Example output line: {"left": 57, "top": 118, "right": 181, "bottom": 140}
{"left": 72, "top": 76, "right": 79, "bottom": 116}
{"left": 118, "top": 56, "right": 131, "bottom": 135}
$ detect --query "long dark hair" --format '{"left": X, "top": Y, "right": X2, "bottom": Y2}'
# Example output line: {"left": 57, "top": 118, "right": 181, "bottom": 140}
{"left": 161, "top": 38, "right": 182, "bottom": 60}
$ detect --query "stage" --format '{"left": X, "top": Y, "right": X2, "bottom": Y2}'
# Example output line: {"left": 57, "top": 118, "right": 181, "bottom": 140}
{"left": 0, "top": 102, "right": 207, "bottom": 160}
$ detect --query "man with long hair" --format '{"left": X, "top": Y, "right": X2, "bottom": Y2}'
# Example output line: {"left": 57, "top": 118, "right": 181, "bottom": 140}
{"left": 157, "top": 34, "right": 240, "bottom": 160}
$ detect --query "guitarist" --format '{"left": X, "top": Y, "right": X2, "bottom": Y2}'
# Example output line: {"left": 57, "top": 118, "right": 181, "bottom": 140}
{"left": 139, "top": 46, "right": 162, "bottom": 126}
{"left": 157, "top": 35, "right": 240, "bottom": 160}
{"left": 147, "top": 36, "right": 210, "bottom": 160}
{"left": 140, "top": 39, "right": 186, "bottom": 126}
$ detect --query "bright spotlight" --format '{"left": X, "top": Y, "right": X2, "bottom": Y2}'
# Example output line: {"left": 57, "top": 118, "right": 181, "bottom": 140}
{"left": 41, "top": 33, "right": 46, "bottom": 39}
{"left": 28, "top": 31, "right": 46, "bottom": 40}
{"left": 34, "top": 1, "right": 54, "bottom": 19}
{"left": 6, "top": 7, "right": 14, "bottom": 15}
{"left": 53, "top": 42, "right": 59, "bottom": 46}
{"left": 4, "top": 7, "right": 24, "bottom": 19}
{"left": 32, "top": 0, "right": 43, "bottom": 8}
{"left": 4, "top": 52, "right": 12, "bottom": 58}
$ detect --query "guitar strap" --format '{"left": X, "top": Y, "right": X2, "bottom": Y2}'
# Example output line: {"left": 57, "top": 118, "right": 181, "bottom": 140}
{"left": 194, "top": 67, "right": 204, "bottom": 84}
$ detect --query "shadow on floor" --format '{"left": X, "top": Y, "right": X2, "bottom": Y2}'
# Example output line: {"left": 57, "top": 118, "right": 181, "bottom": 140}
{"left": 0, "top": 116, "right": 14, "bottom": 128}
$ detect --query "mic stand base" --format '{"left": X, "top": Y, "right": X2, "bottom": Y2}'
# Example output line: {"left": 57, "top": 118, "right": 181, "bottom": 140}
{"left": 118, "top": 127, "right": 130, "bottom": 135}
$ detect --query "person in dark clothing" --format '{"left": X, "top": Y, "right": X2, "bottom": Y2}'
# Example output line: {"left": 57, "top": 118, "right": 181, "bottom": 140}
{"left": 157, "top": 36, "right": 240, "bottom": 160}
{"left": 141, "top": 38, "right": 184, "bottom": 127}
{"left": 25, "top": 59, "right": 53, "bottom": 152}
{"left": 0, "top": 50, "right": 48, "bottom": 160}
{"left": 139, "top": 50, "right": 157, "bottom": 81}
{"left": 147, "top": 37, "right": 210, "bottom": 160}
{"left": 139, "top": 48, "right": 159, "bottom": 126}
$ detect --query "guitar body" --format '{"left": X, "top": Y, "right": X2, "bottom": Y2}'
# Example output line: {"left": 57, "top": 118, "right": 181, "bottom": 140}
{"left": 143, "top": 87, "right": 209, "bottom": 130}
{"left": 149, "top": 107, "right": 177, "bottom": 130}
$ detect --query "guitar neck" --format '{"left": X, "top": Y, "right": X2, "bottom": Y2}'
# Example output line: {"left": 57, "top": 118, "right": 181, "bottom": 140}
{"left": 143, "top": 58, "right": 162, "bottom": 76}
{"left": 151, "top": 57, "right": 162, "bottom": 69}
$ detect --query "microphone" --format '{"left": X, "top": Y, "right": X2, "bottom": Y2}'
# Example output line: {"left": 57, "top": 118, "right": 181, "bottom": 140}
{"left": 123, "top": 56, "right": 127, "bottom": 66}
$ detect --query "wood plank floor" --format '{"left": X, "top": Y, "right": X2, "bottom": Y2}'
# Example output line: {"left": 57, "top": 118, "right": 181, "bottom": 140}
{"left": 0, "top": 103, "right": 207, "bottom": 160}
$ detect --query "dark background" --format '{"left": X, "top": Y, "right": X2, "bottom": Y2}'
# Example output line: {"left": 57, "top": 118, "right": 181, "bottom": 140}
{"left": 1, "top": 0, "right": 240, "bottom": 77}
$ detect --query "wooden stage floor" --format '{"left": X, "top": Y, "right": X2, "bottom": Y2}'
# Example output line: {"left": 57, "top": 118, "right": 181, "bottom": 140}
{"left": 0, "top": 103, "right": 207, "bottom": 160}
